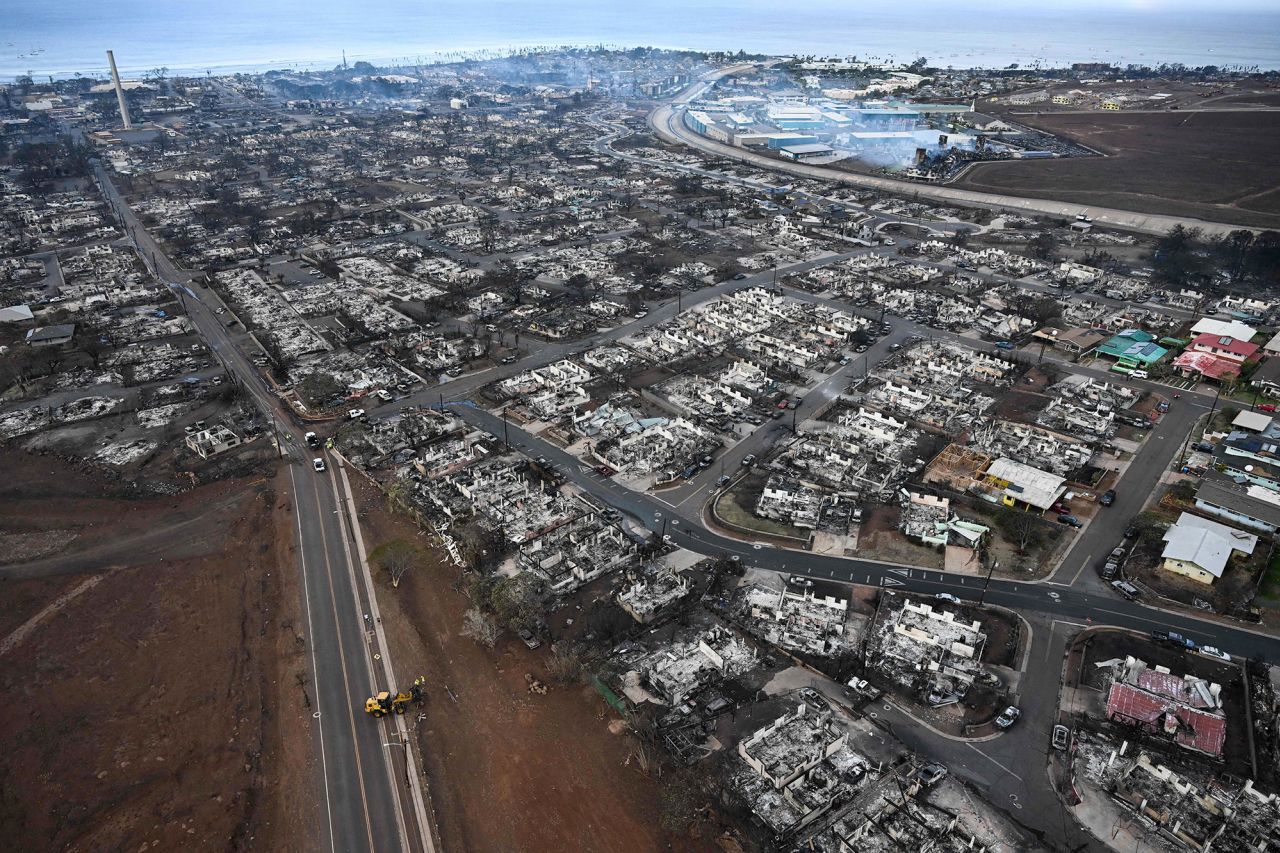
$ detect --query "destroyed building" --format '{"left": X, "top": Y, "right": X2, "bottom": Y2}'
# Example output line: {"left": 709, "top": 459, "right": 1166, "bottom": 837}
{"left": 731, "top": 701, "right": 871, "bottom": 838}
{"left": 1102, "top": 656, "right": 1226, "bottom": 758}
{"left": 867, "top": 594, "right": 987, "bottom": 700}
{"left": 737, "top": 584, "right": 851, "bottom": 657}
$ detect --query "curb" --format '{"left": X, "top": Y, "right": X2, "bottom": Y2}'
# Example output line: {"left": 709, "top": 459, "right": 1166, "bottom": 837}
{"left": 877, "top": 697, "right": 1005, "bottom": 744}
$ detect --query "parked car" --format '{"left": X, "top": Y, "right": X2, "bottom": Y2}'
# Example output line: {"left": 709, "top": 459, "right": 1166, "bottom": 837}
{"left": 1157, "top": 400, "right": 1170, "bottom": 413}
{"left": 1259, "top": 404, "right": 1277, "bottom": 413}
{"left": 1100, "top": 561, "right": 1119, "bottom": 581}
{"left": 500, "top": 355, "right": 517, "bottom": 364}
{"left": 304, "top": 431, "right": 319, "bottom": 448}
{"left": 771, "top": 410, "right": 784, "bottom": 419}
{"left": 1199, "top": 646, "right": 1231, "bottom": 661}
{"left": 845, "top": 677, "right": 883, "bottom": 701}
{"left": 854, "top": 344, "right": 869, "bottom": 353}
{"left": 1110, "top": 546, "right": 1127, "bottom": 561}
{"left": 838, "top": 357, "right": 850, "bottom": 366}
{"left": 716, "top": 474, "right": 731, "bottom": 488}
{"left": 786, "top": 400, "right": 799, "bottom": 410}
{"left": 915, "top": 763, "right": 948, "bottom": 786}
{"left": 788, "top": 575, "right": 814, "bottom": 588}
{"left": 1057, "top": 514, "right": 1083, "bottom": 527}
{"left": 995, "top": 341, "right": 1015, "bottom": 350}
{"left": 1052, "top": 725, "right": 1071, "bottom": 751}
{"left": 742, "top": 454, "right": 757, "bottom": 467}
{"left": 934, "top": 593, "right": 962, "bottom": 604}
{"left": 995, "top": 706, "right": 1021, "bottom": 729}
{"left": 1100, "top": 489, "right": 1116, "bottom": 507}
{"left": 733, "top": 272, "right": 748, "bottom": 280}
{"left": 1153, "top": 630, "right": 1198, "bottom": 650}
{"left": 1111, "top": 580, "right": 1141, "bottom": 601}
{"left": 312, "top": 458, "right": 326, "bottom": 473}
{"left": 595, "top": 465, "right": 616, "bottom": 477}
{"left": 518, "top": 629, "right": 542, "bottom": 650}
{"left": 347, "top": 408, "right": 366, "bottom": 420}
{"left": 1123, "top": 521, "right": 1138, "bottom": 539}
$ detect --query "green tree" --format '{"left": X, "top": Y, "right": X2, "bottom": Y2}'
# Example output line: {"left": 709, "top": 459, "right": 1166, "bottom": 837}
{"left": 370, "top": 539, "right": 422, "bottom": 588}
{"left": 1028, "top": 231, "right": 1059, "bottom": 261}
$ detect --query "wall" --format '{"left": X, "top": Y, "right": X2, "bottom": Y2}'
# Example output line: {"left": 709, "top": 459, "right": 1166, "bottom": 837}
{"left": 1162, "top": 558, "right": 1215, "bottom": 585}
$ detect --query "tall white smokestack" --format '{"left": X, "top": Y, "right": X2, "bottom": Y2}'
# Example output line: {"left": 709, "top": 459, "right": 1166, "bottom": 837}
{"left": 106, "top": 50, "right": 132, "bottom": 130}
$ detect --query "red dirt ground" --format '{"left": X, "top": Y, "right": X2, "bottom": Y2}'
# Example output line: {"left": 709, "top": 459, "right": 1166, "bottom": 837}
{"left": 351, "top": 474, "right": 724, "bottom": 853}
{"left": 957, "top": 110, "right": 1280, "bottom": 228}
{"left": 0, "top": 449, "right": 318, "bottom": 852}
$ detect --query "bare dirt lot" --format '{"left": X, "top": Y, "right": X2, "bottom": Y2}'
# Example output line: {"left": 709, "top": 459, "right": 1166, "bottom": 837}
{"left": 956, "top": 111, "right": 1280, "bottom": 228}
{"left": 350, "top": 475, "right": 723, "bottom": 853}
{"left": 0, "top": 449, "right": 317, "bottom": 852}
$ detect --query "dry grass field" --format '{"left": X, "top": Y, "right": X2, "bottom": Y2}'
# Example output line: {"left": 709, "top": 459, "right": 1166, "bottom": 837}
{"left": 956, "top": 110, "right": 1280, "bottom": 228}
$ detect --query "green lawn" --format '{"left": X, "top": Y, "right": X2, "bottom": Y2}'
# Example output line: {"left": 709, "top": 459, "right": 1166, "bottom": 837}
{"left": 715, "top": 491, "right": 808, "bottom": 541}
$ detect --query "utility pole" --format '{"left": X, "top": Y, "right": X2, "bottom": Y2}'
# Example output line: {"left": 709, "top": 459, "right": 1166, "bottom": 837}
{"left": 978, "top": 559, "right": 998, "bottom": 605}
{"left": 502, "top": 407, "right": 510, "bottom": 450}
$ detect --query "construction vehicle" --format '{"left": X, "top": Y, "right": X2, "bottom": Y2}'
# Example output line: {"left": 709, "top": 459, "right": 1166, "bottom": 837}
{"left": 365, "top": 676, "right": 426, "bottom": 718}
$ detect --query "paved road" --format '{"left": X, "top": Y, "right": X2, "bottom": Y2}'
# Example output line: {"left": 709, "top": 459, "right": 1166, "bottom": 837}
{"left": 648, "top": 70, "right": 1253, "bottom": 238}
{"left": 88, "top": 157, "right": 423, "bottom": 853}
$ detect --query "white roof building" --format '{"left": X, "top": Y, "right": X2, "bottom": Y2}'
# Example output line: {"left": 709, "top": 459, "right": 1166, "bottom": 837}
{"left": 1231, "top": 410, "right": 1273, "bottom": 433}
{"left": 984, "top": 457, "right": 1066, "bottom": 511}
{"left": 1191, "top": 318, "right": 1256, "bottom": 342}
{"left": 1162, "top": 512, "right": 1258, "bottom": 580}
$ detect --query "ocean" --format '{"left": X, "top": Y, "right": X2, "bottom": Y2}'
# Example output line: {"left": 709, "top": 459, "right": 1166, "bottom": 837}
{"left": 5, "top": 0, "right": 1280, "bottom": 81}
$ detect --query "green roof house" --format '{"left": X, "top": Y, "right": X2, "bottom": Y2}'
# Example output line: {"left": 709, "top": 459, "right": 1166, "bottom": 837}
{"left": 1096, "top": 329, "right": 1168, "bottom": 368}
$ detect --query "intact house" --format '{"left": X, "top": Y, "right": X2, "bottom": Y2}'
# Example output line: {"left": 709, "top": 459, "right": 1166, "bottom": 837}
{"left": 1173, "top": 333, "right": 1261, "bottom": 383}
{"left": 1212, "top": 432, "right": 1280, "bottom": 493}
{"left": 1041, "top": 326, "right": 1109, "bottom": 357}
{"left": 1160, "top": 511, "right": 1258, "bottom": 585}
{"left": 1194, "top": 479, "right": 1280, "bottom": 536}
{"left": 24, "top": 323, "right": 76, "bottom": 347}
{"left": 1094, "top": 329, "right": 1167, "bottom": 373}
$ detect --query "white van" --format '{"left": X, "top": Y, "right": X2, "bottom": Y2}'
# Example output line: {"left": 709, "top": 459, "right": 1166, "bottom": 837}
{"left": 1132, "top": 369, "right": 1149, "bottom": 379}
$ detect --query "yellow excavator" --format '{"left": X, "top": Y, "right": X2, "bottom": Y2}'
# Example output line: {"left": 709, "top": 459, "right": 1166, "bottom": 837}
{"left": 365, "top": 676, "right": 426, "bottom": 718}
